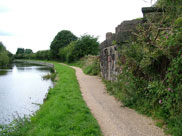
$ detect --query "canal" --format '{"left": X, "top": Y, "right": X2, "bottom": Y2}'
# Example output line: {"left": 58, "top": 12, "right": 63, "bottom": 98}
{"left": 0, "top": 62, "right": 53, "bottom": 124}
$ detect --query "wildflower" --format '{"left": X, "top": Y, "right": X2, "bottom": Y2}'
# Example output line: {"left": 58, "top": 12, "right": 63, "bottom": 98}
{"left": 159, "top": 99, "right": 162, "bottom": 104}
{"left": 166, "top": 35, "right": 168, "bottom": 39}
{"left": 168, "top": 88, "right": 174, "bottom": 92}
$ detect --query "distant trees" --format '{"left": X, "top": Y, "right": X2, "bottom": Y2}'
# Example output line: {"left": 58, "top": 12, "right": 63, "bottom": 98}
{"left": 35, "top": 50, "right": 51, "bottom": 60}
{"left": 24, "top": 49, "right": 33, "bottom": 54}
{"left": 50, "top": 30, "right": 77, "bottom": 59}
{"left": 14, "top": 30, "right": 100, "bottom": 63}
{"left": 16, "top": 48, "right": 24, "bottom": 54}
{"left": 15, "top": 48, "right": 33, "bottom": 59}
{"left": 14, "top": 48, "right": 52, "bottom": 61}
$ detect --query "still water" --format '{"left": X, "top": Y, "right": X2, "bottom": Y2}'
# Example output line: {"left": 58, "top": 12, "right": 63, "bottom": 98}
{"left": 0, "top": 63, "right": 53, "bottom": 124}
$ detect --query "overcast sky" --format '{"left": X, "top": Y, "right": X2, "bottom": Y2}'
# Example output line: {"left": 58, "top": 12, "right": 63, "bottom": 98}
{"left": 0, "top": 0, "right": 154, "bottom": 54}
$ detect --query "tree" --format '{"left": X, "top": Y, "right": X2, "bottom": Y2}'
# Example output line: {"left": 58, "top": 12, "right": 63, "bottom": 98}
{"left": 73, "top": 35, "right": 99, "bottom": 60}
{"left": 0, "top": 42, "right": 10, "bottom": 67}
{"left": 50, "top": 30, "right": 77, "bottom": 59}
{"left": 0, "top": 42, "right": 6, "bottom": 52}
{"left": 0, "top": 51, "right": 9, "bottom": 66}
{"left": 24, "top": 49, "right": 33, "bottom": 54}
{"left": 16, "top": 48, "right": 24, "bottom": 54}
{"left": 36, "top": 50, "right": 51, "bottom": 60}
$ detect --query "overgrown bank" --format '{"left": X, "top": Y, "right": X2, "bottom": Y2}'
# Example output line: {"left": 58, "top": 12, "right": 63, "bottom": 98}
{"left": 68, "top": 55, "right": 100, "bottom": 76}
{"left": 0, "top": 62, "right": 102, "bottom": 136}
{"left": 103, "top": 1, "right": 182, "bottom": 136}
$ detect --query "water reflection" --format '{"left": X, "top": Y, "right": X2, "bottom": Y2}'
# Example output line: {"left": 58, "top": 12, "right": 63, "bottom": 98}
{"left": 0, "top": 71, "right": 8, "bottom": 76}
{"left": 0, "top": 63, "right": 53, "bottom": 124}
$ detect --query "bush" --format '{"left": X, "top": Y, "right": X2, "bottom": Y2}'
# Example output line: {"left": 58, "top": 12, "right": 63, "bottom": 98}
{"left": 73, "top": 35, "right": 99, "bottom": 60}
{"left": 50, "top": 30, "right": 77, "bottom": 59}
{"left": 59, "top": 41, "right": 76, "bottom": 62}
{"left": 58, "top": 34, "right": 99, "bottom": 63}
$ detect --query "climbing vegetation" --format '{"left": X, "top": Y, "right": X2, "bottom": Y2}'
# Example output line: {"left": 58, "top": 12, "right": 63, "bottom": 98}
{"left": 106, "top": 1, "right": 182, "bottom": 136}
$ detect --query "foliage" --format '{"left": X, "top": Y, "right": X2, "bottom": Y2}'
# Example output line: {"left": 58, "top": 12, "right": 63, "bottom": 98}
{"left": 14, "top": 49, "right": 52, "bottom": 60}
{"left": 15, "top": 48, "right": 35, "bottom": 59}
{"left": 104, "top": 3, "right": 182, "bottom": 135}
{"left": 24, "top": 49, "right": 33, "bottom": 54}
{"left": 35, "top": 50, "right": 52, "bottom": 60}
{"left": 83, "top": 57, "right": 100, "bottom": 75}
{"left": 16, "top": 48, "right": 24, "bottom": 55}
{"left": 42, "top": 72, "right": 57, "bottom": 81}
{"left": 0, "top": 42, "right": 11, "bottom": 67}
{"left": 73, "top": 35, "right": 99, "bottom": 60}
{"left": 70, "top": 55, "right": 100, "bottom": 75}
{"left": 156, "top": 0, "right": 182, "bottom": 19}
{"left": 58, "top": 34, "right": 99, "bottom": 63}
{"left": 0, "top": 62, "right": 102, "bottom": 136}
{"left": 59, "top": 41, "right": 75, "bottom": 62}
{"left": 0, "top": 51, "right": 9, "bottom": 66}
{"left": 50, "top": 30, "right": 77, "bottom": 59}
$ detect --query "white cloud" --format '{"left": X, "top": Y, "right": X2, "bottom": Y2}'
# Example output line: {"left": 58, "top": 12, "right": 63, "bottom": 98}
{"left": 0, "top": 0, "right": 152, "bottom": 54}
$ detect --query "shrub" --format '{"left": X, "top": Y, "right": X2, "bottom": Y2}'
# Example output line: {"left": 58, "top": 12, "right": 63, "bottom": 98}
{"left": 50, "top": 30, "right": 77, "bottom": 59}
{"left": 73, "top": 35, "right": 99, "bottom": 60}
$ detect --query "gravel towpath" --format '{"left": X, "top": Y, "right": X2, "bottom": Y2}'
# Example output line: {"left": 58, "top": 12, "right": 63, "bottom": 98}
{"left": 71, "top": 66, "right": 167, "bottom": 136}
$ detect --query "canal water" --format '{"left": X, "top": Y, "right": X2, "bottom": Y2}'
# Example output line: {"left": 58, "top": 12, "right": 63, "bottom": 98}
{"left": 0, "top": 62, "right": 53, "bottom": 124}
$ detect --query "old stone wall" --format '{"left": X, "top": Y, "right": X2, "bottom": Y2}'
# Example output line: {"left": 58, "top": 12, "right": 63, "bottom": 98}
{"left": 99, "top": 7, "right": 164, "bottom": 81}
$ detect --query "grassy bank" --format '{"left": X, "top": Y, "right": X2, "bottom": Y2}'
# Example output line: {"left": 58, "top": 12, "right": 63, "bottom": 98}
{"left": 0, "top": 62, "right": 102, "bottom": 136}
{"left": 68, "top": 55, "right": 100, "bottom": 76}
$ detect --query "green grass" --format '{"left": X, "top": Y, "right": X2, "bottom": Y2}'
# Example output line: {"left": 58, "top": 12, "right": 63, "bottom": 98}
{"left": 68, "top": 56, "right": 100, "bottom": 76}
{"left": 1, "top": 62, "right": 102, "bottom": 136}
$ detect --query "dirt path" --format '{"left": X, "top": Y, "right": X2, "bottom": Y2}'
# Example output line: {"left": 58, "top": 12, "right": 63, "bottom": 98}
{"left": 71, "top": 66, "right": 167, "bottom": 136}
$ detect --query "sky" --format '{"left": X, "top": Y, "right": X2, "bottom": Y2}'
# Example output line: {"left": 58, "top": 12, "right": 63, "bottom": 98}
{"left": 0, "top": 0, "right": 155, "bottom": 54}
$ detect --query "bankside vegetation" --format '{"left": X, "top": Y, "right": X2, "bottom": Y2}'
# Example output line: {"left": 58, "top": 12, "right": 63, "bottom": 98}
{"left": 59, "top": 35, "right": 99, "bottom": 63}
{"left": 15, "top": 30, "right": 99, "bottom": 65}
{"left": 0, "top": 63, "right": 102, "bottom": 136}
{"left": 69, "top": 55, "right": 100, "bottom": 75}
{"left": 50, "top": 30, "right": 78, "bottom": 59}
{"left": 105, "top": 0, "right": 182, "bottom": 136}
{"left": 0, "top": 42, "right": 13, "bottom": 67}
{"left": 15, "top": 48, "right": 33, "bottom": 59}
{"left": 15, "top": 30, "right": 100, "bottom": 75}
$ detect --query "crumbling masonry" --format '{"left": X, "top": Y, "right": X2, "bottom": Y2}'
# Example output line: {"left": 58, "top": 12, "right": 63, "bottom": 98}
{"left": 99, "top": 7, "right": 164, "bottom": 80}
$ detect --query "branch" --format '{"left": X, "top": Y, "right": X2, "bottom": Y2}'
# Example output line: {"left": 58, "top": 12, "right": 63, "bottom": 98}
{"left": 154, "top": 27, "right": 172, "bottom": 41}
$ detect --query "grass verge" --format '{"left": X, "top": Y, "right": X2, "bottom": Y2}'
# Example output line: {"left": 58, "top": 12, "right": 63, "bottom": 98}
{"left": 68, "top": 55, "right": 100, "bottom": 76}
{"left": 0, "top": 62, "right": 102, "bottom": 136}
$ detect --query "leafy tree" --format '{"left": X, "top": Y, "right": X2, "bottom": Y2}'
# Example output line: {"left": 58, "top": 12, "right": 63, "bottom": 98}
{"left": 36, "top": 50, "right": 52, "bottom": 60}
{"left": 0, "top": 51, "right": 9, "bottom": 66}
{"left": 16, "top": 48, "right": 24, "bottom": 54}
{"left": 50, "top": 30, "right": 77, "bottom": 59}
{"left": 0, "top": 42, "right": 10, "bottom": 67}
{"left": 24, "top": 49, "right": 33, "bottom": 54}
{"left": 0, "top": 42, "right": 6, "bottom": 52}
{"left": 73, "top": 35, "right": 99, "bottom": 60}
{"left": 59, "top": 41, "right": 76, "bottom": 62}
